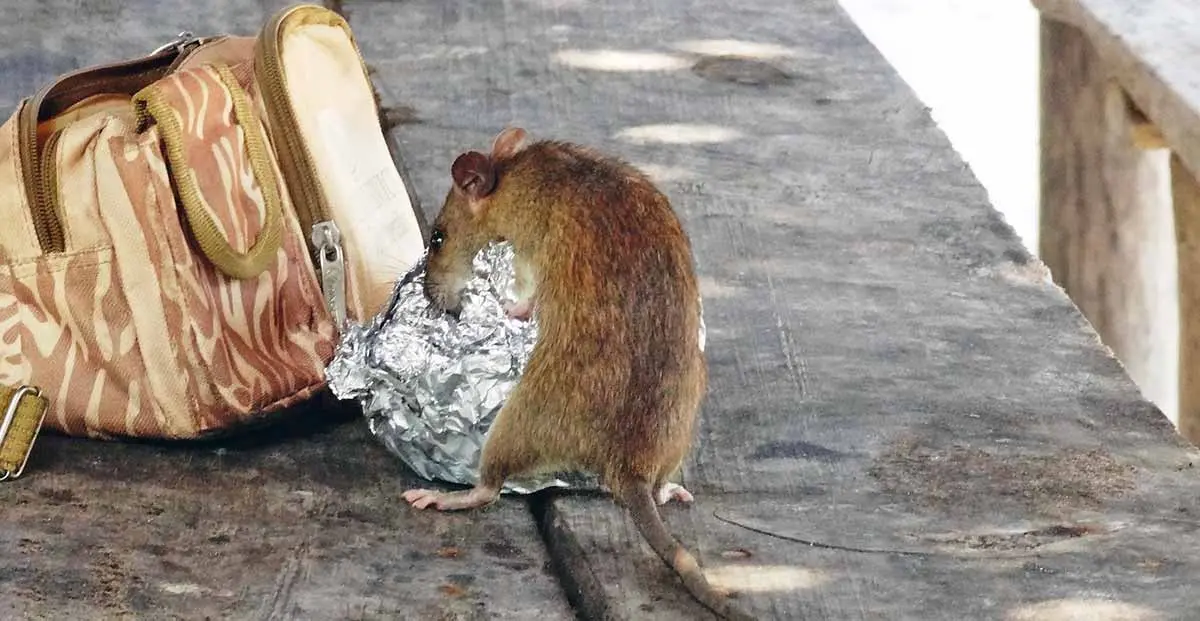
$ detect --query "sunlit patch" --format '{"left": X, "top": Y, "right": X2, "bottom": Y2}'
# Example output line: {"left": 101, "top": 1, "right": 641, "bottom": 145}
{"left": 672, "top": 39, "right": 798, "bottom": 59}
{"left": 704, "top": 564, "right": 828, "bottom": 593}
{"left": 1007, "top": 599, "right": 1162, "bottom": 621}
{"left": 969, "top": 259, "right": 1054, "bottom": 289}
{"left": 553, "top": 49, "right": 692, "bottom": 72}
{"left": 634, "top": 163, "right": 697, "bottom": 183}
{"left": 159, "top": 583, "right": 204, "bottom": 595}
{"left": 514, "top": 0, "right": 586, "bottom": 8}
{"left": 698, "top": 276, "right": 740, "bottom": 299}
{"left": 615, "top": 124, "right": 743, "bottom": 145}
{"left": 412, "top": 45, "right": 489, "bottom": 61}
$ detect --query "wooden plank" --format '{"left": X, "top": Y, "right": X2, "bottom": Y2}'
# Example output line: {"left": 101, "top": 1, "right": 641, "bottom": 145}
{"left": 1174, "top": 156, "right": 1200, "bottom": 444}
{"left": 0, "top": 2, "right": 572, "bottom": 618}
{"left": 1037, "top": 17, "right": 1180, "bottom": 426}
{"left": 352, "top": 0, "right": 1200, "bottom": 618}
{"left": 543, "top": 487, "right": 1200, "bottom": 620}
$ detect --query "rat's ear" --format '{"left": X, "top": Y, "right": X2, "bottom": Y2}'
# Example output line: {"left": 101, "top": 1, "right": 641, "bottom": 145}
{"left": 491, "top": 127, "right": 528, "bottom": 160}
{"left": 451, "top": 151, "right": 497, "bottom": 203}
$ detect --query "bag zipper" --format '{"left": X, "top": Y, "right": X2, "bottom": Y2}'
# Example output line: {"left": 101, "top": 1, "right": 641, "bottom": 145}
{"left": 18, "top": 32, "right": 206, "bottom": 253}
{"left": 38, "top": 129, "right": 63, "bottom": 237}
{"left": 254, "top": 5, "right": 358, "bottom": 327}
{"left": 18, "top": 103, "right": 62, "bottom": 253}
{"left": 20, "top": 13, "right": 354, "bottom": 328}
{"left": 254, "top": 8, "right": 332, "bottom": 244}
{"left": 312, "top": 222, "right": 347, "bottom": 327}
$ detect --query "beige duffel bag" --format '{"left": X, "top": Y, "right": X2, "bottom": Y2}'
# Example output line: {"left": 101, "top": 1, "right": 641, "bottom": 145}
{"left": 0, "top": 3, "right": 424, "bottom": 446}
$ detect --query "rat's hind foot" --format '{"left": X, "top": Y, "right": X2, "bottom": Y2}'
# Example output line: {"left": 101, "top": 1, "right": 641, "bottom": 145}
{"left": 402, "top": 486, "right": 500, "bottom": 511}
{"left": 655, "top": 482, "right": 695, "bottom": 506}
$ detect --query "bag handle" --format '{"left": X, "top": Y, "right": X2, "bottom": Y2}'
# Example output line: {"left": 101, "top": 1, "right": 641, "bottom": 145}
{"left": 131, "top": 62, "right": 285, "bottom": 280}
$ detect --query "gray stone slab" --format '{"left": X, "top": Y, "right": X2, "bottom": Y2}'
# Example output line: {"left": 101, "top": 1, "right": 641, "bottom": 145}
{"left": 0, "top": 2, "right": 573, "bottom": 619}
{"left": 348, "top": 0, "right": 1200, "bottom": 618}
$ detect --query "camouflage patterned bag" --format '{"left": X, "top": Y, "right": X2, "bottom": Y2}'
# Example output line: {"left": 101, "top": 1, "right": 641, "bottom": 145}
{"left": 0, "top": 4, "right": 425, "bottom": 441}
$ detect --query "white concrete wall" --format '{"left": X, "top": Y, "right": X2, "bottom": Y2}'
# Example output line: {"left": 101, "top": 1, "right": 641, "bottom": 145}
{"left": 838, "top": 0, "right": 1041, "bottom": 253}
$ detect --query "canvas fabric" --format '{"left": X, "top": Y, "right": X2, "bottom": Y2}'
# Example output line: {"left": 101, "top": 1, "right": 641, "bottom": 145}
{"left": 0, "top": 4, "right": 422, "bottom": 440}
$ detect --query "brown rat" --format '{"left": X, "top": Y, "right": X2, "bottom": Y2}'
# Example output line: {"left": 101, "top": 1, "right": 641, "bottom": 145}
{"left": 402, "top": 127, "right": 754, "bottom": 621}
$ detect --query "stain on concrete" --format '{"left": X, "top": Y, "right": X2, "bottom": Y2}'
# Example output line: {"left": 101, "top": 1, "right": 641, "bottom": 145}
{"left": 751, "top": 440, "right": 848, "bottom": 461}
{"left": 923, "top": 523, "right": 1105, "bottom": 553}
{"left": 692, "top": 55, "right": 794, "bottom": 87}
{"left": 380, "top": 104, "right": 422, "bottom": 130}
{"left": 869, "top": 437, "right": 1135, "bottom": 515}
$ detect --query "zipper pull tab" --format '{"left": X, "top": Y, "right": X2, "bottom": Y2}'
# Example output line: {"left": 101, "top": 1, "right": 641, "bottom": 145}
{"left": 312, "top": 222, "right": 348, "bottom": 329}
{"left": 150, "top": 31, "right": 200, "bottom": 56}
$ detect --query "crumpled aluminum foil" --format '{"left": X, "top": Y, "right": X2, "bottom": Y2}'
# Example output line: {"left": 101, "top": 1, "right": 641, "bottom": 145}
{"left": 326, "top": 242, "right": 593, "bottom": 493}
{"left": 326, "top": 241, "right": 707, "bottom": 495}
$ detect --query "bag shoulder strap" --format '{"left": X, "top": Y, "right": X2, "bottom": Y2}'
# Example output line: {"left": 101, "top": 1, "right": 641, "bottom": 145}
{"left": 0, "top": 384, "right": 48, "bottom": 481}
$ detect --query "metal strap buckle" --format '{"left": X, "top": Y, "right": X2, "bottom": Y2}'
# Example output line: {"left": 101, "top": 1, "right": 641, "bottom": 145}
{"left": 150, "top": 31, "right": 200, "bottom": 56}
{"left": 0, "top": 385, "right": 47, "bottom": 482}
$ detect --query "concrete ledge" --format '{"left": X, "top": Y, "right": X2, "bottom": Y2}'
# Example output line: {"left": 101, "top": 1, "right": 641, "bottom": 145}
{"left": 1032, "top": 0, "right": 1200, "bottom": 188}
{"left": 349, "top": 0, "right": 1200, "bottom": 617}
{"left": 2, "top": 1, "right": 1198, "bottom": 619}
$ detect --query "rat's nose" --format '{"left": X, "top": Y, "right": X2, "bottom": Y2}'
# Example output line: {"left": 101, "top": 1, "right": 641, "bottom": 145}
{"left": 445, "top": 305, "right": 462, "bottom": 321}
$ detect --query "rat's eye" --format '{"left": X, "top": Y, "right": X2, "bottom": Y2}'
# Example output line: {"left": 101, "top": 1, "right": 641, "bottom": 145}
{"left": 429, "top": 228, "right": 445, "bottom": 251}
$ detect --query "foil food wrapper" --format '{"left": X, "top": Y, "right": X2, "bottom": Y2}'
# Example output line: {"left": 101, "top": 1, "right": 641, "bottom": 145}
{"left": 326, "top": 242, "right": 592, "bottom": 493}
{"left": 326, "top": 241, "right": 706, "bottom": 495}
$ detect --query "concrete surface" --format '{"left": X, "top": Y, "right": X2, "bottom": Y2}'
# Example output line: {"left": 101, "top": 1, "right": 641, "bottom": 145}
{"left": 2, "top": 399, "right": 572, "bottom": 619}
{"left": 1031, "top": 0, "right": 1200, "bottom": 432}
{"left": 352, "top": 0, "right": 1200, "bottom": 618}
{"left": 838, "top": 0, "right": 1040, "bottom": 253}
{"left": 3, "top": 0, "right": 1200, "bottom": 620}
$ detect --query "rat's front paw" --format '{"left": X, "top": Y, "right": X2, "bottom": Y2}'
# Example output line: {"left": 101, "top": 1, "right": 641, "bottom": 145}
{"left": 504, "top": 299, "right": 534, "bottom": 321}
{"left": 402, "top": 486, "right": 499, "bottom": 511}
{"left": 402, "top": 488, "right": 448, "bottom": 510}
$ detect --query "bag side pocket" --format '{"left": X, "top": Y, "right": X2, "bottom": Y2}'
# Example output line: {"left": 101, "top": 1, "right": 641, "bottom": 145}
{"left": 0, "top": 246, "right": 173, "bottom": 438}
{"left": 111, "top": 63, "right": 336, "bottom": 436}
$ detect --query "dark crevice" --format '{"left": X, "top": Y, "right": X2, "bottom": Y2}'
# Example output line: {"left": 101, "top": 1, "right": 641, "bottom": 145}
{"left": 529, "top": 492, "right": 611, "bottom": 621}
{"left": 379, "top": 104, "right": 422, "bottom": 131}
{"left": 322, "top": 0, "right": 345, "bottom": 17}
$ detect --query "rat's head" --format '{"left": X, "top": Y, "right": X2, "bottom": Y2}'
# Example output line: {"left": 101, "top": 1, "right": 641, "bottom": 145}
{"left": 424, "top": 127, "right": 529, "bottom": 315}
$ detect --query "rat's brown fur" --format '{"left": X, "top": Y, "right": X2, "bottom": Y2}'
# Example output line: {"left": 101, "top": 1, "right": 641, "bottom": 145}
{"left": 404, "top": 128, "right": 754, "bottom": 621}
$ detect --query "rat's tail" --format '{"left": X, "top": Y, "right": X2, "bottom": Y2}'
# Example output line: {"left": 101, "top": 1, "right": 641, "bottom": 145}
{"left": 622, "top": 480, "right": 757, "bottom": 621}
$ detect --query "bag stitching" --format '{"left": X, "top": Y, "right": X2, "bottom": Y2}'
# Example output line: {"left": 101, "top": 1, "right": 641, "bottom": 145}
{"left": 6, "top": 110, "right": 39, "bottom": 257}
{"left": 51, "top": 127, "right": 74, "bottom": 250}
{"left": 137, "top": 138, "right": 204, "bottom": 425}
{"left": 3, "top": 245, "right": 113, "bottom": 272}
